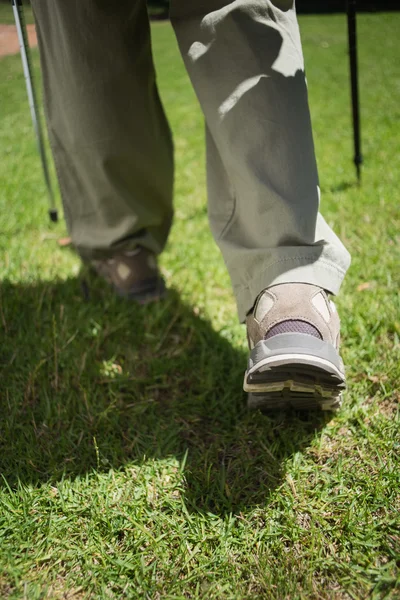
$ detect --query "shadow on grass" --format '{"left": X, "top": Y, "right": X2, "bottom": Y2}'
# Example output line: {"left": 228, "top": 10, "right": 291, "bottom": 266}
{"left": 326, "top": 181, "right": 358, "bottom": 193}
{"left": 0, "top": 275, "right": 329, "bottom": 515}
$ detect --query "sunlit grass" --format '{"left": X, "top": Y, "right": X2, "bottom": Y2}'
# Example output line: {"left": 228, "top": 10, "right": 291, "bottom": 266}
{"left": 0, "top": 13, "right": 399, "bottom": 599}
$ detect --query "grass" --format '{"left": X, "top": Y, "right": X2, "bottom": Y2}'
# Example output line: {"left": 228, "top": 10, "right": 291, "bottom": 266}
{"left": 0, "top": 11, "right": 399, "bottom": 600}
{"left": 0, "top": 2, "right": 34, "bottom": 26}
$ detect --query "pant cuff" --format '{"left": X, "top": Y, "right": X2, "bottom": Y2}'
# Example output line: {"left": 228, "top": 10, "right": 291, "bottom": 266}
{"left": 235, "top": 257, "right": 348, "bottom": 322}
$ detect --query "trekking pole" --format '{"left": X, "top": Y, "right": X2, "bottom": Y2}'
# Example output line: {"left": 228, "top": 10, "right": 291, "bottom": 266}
{"left": 346, "top": 0, "right": 362, "bottom": 184}
{"left": 11, "top": 0, "right": 58, "bottom": 222}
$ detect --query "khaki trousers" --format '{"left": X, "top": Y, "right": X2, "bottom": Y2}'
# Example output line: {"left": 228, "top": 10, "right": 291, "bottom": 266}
{"left": 31, "top": 0, "right": 350, "bottom": 321}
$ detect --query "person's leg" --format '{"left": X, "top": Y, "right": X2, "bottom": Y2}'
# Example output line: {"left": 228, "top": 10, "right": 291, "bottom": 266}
{"left": 170, "top": 0, "right": 350, "bottom": 322}
{"left": 31, "top": 0, "right": 174, "bottom": 260}
{"left": 171, "top": 0, "right": 351, "bottom": 408}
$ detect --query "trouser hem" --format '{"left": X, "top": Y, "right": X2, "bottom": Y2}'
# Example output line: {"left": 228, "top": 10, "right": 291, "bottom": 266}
{"left": 235, "top": 257, "right": 348, "bottom": 322}
{"left": 75, "top": 236, "right": 163, "bottom": 261}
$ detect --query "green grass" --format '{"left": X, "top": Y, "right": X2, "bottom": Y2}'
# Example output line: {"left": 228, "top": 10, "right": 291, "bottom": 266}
{"left": 0, "top": 12, "right": 399, "bottom": 600}
{"left": 0, "top": 2, "right": 34, "bottom": 26}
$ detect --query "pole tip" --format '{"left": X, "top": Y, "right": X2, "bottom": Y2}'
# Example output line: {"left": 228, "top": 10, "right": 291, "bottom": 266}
{"left": 355, "top": 154, "right": 363, "bottom": 185}
{"left": 49, "top": 209, "right": 58, "bottom": 223}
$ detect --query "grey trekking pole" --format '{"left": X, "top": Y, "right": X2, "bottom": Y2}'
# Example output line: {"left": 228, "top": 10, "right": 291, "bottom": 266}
{"left": 11, "top": 0, "right": 58, "bottom": 222}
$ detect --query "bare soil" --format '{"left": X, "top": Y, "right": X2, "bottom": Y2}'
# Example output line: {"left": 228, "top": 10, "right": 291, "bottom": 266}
{"left": 0, "top": 23, "right": 37, "bottom": 58}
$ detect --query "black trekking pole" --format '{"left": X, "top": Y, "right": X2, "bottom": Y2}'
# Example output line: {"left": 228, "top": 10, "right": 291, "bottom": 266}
{"left": 346, "top": 0, "right": 362, "bottom": 184}
{"left": 11, "top": 0, "right": 58, "bottom": 222}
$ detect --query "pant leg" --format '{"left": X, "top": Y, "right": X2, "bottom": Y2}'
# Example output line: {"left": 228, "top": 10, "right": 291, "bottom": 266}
{"left": 170, "top": 0, "right": 351, "bottom": 322}
{"left": 31, "top": 0, "right": 174, "bottom": 259}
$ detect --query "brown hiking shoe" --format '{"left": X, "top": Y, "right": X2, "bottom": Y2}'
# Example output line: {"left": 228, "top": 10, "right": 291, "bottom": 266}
{"left": 90, "top": 247, "right": 165, "bottom": 304}
{"left": 245, "top": 283, "right": 346, "bottom": 411}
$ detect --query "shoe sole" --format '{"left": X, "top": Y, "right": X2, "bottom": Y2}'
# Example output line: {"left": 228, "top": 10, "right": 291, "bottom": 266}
{"left": 244, "top": 333, "right": 346, "bottom": 411}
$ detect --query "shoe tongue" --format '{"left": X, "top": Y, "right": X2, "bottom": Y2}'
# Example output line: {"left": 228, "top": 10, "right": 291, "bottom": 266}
{"left": 265, "top": 320, "right": 322, "bottom": 340}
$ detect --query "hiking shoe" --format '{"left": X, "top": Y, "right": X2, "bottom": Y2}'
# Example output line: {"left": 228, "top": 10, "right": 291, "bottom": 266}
{"left": 90, "top": 247, "right": 165, "bottom": 304}
{"left": 244, "top": 283, "right": 346, "bottom": 411}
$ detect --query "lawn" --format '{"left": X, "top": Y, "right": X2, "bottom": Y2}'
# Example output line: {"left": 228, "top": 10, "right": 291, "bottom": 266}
{"left": 0, "top": 10, "right": 399, "bottom": 600}
{"left": 0, "top": 2, "right": 34, "bottom": 25}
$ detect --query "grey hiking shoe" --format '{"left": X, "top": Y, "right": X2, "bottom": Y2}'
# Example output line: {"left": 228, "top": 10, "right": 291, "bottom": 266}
{"left": 245, "top": 283, "right": 346, "bottom": 411}
{"left": 90, "top": 247, "right": 165, "bottom": 304}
